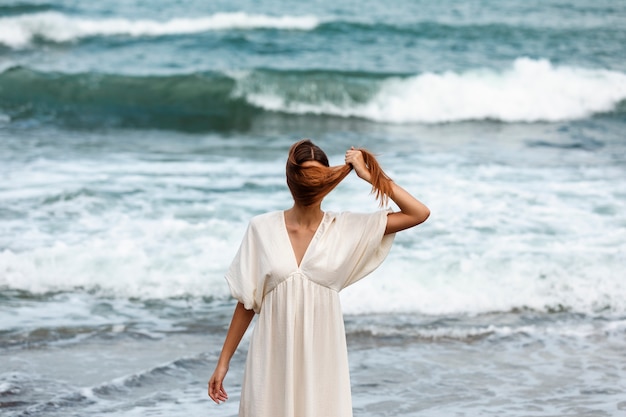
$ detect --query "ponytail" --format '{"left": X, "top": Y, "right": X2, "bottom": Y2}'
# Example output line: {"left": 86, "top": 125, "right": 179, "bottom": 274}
{"left": 357, "top": 148, "right": 394, "bottom": 207}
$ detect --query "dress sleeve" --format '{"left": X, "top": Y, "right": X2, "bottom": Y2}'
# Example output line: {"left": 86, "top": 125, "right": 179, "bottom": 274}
{"left": 339, "top": 210, "right": 395, "bottom": 289}
{"left": 224, "top": 221, "right": 263, "bottom": 313}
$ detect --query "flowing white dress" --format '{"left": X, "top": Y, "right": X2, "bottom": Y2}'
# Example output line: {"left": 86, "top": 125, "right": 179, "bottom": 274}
{"left": 225, "top": 210, "right": 395, "bottom": 417}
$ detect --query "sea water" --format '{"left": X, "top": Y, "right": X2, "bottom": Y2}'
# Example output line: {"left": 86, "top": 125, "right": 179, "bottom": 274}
{"left": 1, "top": 0, "right": 625, "bottom": 416}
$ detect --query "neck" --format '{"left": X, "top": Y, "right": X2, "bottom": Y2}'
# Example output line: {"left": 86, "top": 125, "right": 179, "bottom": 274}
{"left": 285, "top": 203, "right": 324, "bottom": 226}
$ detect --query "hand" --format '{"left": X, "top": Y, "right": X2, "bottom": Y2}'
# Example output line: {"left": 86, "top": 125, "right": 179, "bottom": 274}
{"left": 345, "top": 147, "right": 372, "bottom": 183}
{"left": 208, "top": 363, "right": 229, "bottom": 404}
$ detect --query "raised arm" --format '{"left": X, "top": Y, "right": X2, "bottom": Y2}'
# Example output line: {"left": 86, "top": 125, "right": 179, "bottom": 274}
{"left": 345, "top": 148, "right": 430, "bottom": 234}
{"left": 208, "top": 301, "right": 255, "bottom": 404}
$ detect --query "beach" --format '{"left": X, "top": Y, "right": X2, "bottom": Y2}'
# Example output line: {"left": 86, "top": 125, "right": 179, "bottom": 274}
{"left": 1, "top": 0, "right": 626, "bottom": 415}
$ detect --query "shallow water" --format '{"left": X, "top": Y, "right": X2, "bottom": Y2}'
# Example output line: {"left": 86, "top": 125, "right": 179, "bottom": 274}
{"left": 3, "top": 297, "right": 626, "bottom": 416}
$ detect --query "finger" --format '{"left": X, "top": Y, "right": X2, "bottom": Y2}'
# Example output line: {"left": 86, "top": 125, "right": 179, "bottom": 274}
{"left": 208, "top": 380, "right": 220, "bottom": 403}
{"left": 211, "top": 382, "right": 228, "bottom": 403}
{"left": 211, "top": 390, "right": 224, "bottom": 404}
{"left": 345, "top": 153, "right": 359, "bottom": 165}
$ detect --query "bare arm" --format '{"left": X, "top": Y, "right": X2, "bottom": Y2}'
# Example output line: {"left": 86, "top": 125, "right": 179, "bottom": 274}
{"left": 345, "top": 148, "right": 430, "bottom": 234}
{"left": 208, "top": 301, "right": 255, "bottom": 404}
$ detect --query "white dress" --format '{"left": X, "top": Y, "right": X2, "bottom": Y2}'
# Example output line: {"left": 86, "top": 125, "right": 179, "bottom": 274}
{"left": 225, "top": 210, "right": 395, "bottom": 417}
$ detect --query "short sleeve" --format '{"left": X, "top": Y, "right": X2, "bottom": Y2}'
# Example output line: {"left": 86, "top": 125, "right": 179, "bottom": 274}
{"left": 339, "top": 210, "right": 395, "bottom": 289}
{"left": 224, "top": 221, "right": 263, "bottom": 313}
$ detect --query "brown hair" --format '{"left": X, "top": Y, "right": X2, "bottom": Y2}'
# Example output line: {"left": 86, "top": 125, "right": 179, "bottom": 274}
{"left": 286, "top": 139, "right": 393, "bottom": 207}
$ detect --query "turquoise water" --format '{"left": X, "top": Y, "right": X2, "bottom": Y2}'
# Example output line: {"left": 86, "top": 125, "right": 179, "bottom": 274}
{"left": 1, "top": 0, "right": 626, "bottom": 415}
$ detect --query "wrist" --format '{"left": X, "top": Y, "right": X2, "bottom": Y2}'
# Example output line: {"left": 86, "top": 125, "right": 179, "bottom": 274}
{"left": 360, "top": 172, "right": 372, "bottom": 184}
{"left": 217, "top": 357, "right": 230, "bottom": 369}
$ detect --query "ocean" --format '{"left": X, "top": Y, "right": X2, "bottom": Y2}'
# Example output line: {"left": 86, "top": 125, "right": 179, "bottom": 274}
{"left": 1, "top": 0, "right": 625, "bottom": 415}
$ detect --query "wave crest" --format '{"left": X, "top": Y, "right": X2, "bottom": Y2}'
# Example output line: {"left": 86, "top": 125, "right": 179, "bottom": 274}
{"left": 242, "top": 58, "right": 626, "bottom": 123}
{"left": 0, "top": 11, "right": 320, "bottom": 48}
{"left": 1, "top": 59, "right": 625, "bottom": 130}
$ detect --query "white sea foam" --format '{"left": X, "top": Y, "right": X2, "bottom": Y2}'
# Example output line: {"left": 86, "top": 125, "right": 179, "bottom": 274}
{"left": 340, "top": 251, "right": 626, "bottom": 316}
{"left": 1, "top": 175, "right": 624, "bottom": 316}
{"left": 243, "top": 58, "right": 626, "bottom": 123}
{"left": 1, "top": 133, "right": 625, "bottom": 316}
{"left": 0, "top": 11, "right": 320, "bottom": 48}
{"left": 0, "top": 217, "right": 241, "bottom": 299}
{"left": 347, "top": 319, "right": 626, "bottom": 340}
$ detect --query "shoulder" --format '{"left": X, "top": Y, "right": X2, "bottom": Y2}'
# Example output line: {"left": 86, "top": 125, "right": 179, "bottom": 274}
{"left": 248, "top": 210, "right": 283, "bottom": 231}
{"left": 335, "top": 210, "right": 390, "bottom": 222}
{"left": 333, "top": 210, "right": 391, "bottom": 233}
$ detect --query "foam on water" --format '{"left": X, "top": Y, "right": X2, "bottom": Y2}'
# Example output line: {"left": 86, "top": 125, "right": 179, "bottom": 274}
{"left": 2, "top": 60, "right": 624, "bottom": 130}
{"left": 1, "top": 143, "right": 624, "bottom": 316}
{"left": 243, "top": 58, "right": 626, "bottom": 123}
{"left": 2, "top": 217, "right": 623, "bottom": 316}
{"left": 346, "top": 317, "right": 626, "bottom": 341}
{"left": 2, "top": 1, "right": 626, "bottom": 415}
{"left": 0, "top": 11, "right": 320, "bottom": 48}
{"left": 0, "top": 217, "right": 240, "bottom": 299}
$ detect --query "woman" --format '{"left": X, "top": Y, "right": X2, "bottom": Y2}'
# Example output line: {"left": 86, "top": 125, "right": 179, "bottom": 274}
{"left": 208, "top": 139, "right": 429, "bottom": 417}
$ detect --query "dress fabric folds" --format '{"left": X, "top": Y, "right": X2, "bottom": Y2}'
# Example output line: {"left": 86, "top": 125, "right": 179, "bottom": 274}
{"left": 225, "top": 210, "right": 394, "bottom": 417}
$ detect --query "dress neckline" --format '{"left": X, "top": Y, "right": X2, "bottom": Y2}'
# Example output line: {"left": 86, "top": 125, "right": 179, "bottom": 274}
{"left": 281, "top": 210, "right": 326, "bottom": 269}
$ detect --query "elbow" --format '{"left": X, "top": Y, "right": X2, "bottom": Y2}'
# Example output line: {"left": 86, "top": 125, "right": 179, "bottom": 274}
{"left": 387, "top": 206, "right": 430, "bottom": 234}
{"left": 405, "top": 207, "right": 430, "bottom": 229}
{"left": 416, "top": 207, "right": 430, "bottom": 225}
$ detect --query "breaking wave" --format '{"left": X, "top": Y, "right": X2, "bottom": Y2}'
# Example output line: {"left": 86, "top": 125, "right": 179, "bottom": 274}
{"left": 0, "top": 11, "right": 320, "bottom": 48}
{"left": 1, "top": 58, "right": 625, "bottom": 131}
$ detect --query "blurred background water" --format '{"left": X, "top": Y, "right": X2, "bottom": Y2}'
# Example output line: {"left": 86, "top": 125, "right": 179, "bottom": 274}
{"left": 1, "top": 0, "right": 625, "bottom": 415}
